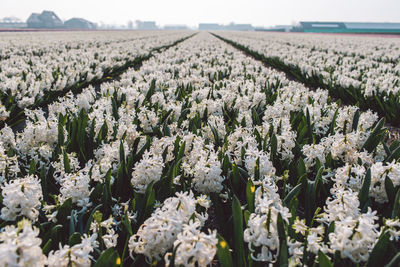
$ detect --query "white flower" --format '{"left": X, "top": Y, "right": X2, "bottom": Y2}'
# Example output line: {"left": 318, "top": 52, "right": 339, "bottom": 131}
{"left": 384, "top": 218, "right": 400, "bottom": 241}
{"left": 129, "top": 191, "right": 208, "bottom": 261}
{"left": 292, "top": 217, "right": 307, "bottom": 236}
{"left": 0, "top": 219, "right": 46, "bottom": 266}
{"left": 244, "top": 178, "right": 291, "bottom": 262}
{"left": 164, "top": 219, "right": 217, "bottom": 267}
{"left": 1, "top": 174, "right": 43, "bottom": 221}
{"left": 328, "top": 208, "right": 379, "bottom": 263}
{"left": 59, "top": 170, "right": 92, "bottom": 208}
{"left": 47, "top": 234, "right": 98, "bottom": 267}
{"left": 131, "top": 151, "right": 164, "bottom": 193}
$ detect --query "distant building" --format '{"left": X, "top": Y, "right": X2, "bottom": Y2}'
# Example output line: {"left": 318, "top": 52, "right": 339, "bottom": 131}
{"left": 299, "top": 22, "right": 346, "bottom": 32}
{"left": 255, "top": 25, "right": 293, "bottom": 32}
{"left": 27, "top": 10, "right": 63, "bottom": 28}
{"left": 0, "top": 17, "right": 26, "bottom": 28}
{"left": 226, "top": 23, "right": 254, "bottom": 31}
{"left": 298, "top": 21, "right": 400, "bottom": 33}
{"left": 127, "top": 20, "right": 134, "bottom": 29}
{"left": 163, "top": 25, "right": 189, "bottom": 30}
{"left": 199, "top": 23, "right": 253, "bottom": 31}
{"left": 344, "top": 22, "right": 400, "bottom": 33}
{"left": 64, "top": 18, "right": 96, "bottom": 29}
{"left": 136, "top": 20, "right": 157, "bottom": 30}
{"left": 199, "top": 23, "right": 223, "bottom": 30}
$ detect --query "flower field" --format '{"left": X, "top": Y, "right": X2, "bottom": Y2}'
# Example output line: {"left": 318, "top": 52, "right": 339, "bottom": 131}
{"left": 214, "top": 32, "right": 400, "bottom": 126}
{"left": 0, "top": 31, "right": 400, "bottom": 266}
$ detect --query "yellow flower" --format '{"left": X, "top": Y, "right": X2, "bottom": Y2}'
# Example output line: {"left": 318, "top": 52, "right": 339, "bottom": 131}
{"left": 250, "top": 185, "right": 255, "bottom": 193}
{"left": 219, "top": 240, "right": 227, "bottom": 249}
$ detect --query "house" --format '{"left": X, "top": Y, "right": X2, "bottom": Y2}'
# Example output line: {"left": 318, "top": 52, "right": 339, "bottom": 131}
{"left": 65, "top": 18, "right": 96, "bottom": 29}
{"left": 27, "top": 11, "right": 63, "bottom": 28}
{"left": 0, "top": 17, "right": 27, "bottom": 28}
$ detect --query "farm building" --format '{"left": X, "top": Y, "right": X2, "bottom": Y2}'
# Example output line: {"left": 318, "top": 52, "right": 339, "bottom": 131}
{"left": 27, "top": 10, "right": 63, "bottom": 28}
{"left": 0, "top": 17, "right": 27, "bottom": 29}
{"left": 298, "top": 21, "right": 400, "bottom": 33}
{"left": 64, "top": 18, "right": 96, "bottom": 29}
{"left": 199, "top": 23, "right": 254, "bottom": 31}
{"left": 163, "top": 25, "right": 189, "bottom": 30}
{"left": 136, "top": 21, "right": 157, "bottom": 30}
{"left": 199, "top": 23, "right": 223, "bottom": 30}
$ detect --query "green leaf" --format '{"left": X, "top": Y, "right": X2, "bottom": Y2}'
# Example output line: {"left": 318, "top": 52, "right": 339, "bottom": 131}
{"left": 160, "top": 109, "right": 173, "bottom": 125}
{"left": 222, "top": 154, "right": 231, "bottom": 174}
{"left": 246, "top": 180, "right": 255, "bottom": 213}
{"left": 50, "top": 225, "right": 62, "bottom": 245}
{"left": 69, "top": 232, "right": 82, "bottom": 246}
{"left": 102, "top": 170, "right": 113, "bottom": 207}
{"left": 278, "top": 240, "right": 288, "bottom": 267}
{"left": 232, "top": 163, "right": 240, "bottom": 192}
{"left": 306, "top": 108, "right": 313, "bottom": 143}
{"left": 177, "top": 141, "right": 186, "bottom": 161}
{"left": 313, "top": 167, "right": 324, "bottom": 198}
{"left": 385, "top": 145, "right": 400, "bottom": 163}
{"left": 133, "top": 136, "right": 151, "bottom": 162}
{"left": 56, "top": 198, "right": 72, "bottom": 222}
{"left": 216, "top": 234, "right": 233, "bottom": 267}
{"left": 328, "top": 108, "right": 339, "bottom": 135}
{"left": 42, "top": 239, "right": 52, "bottom": 254}
{"left": 28, "top": 160, "right": 36, "bottom": 175}
{"left": 254, "top": 158, "right": 260, "bottom": 180}
{"left": 276, "top": 213, "right": 288, "bottom": 267}
{"left": 283, "top": 183, "right": 302, "bottom": 207}
{"left": 385, "top": 176, "right": 396, "bottom": 204}
{"left": 318, "top": 250, "right": 333, "bottom": 267}
{"left": 122, "top": 212, "right": 133, "bottom": 236}
{"left": 270, "top": 133, "right": 278, "bottom": 162}
{"left": 386, "top": 252, "right": 400, "bottom": 267}
{"left": 167, "top": 243, "right": 182, "bottom": 267}
{"left": 392, "top": 189, "right": 400, "bottom": 219}
{"left": 359, "top": 168, "right": 371, "bottom": 209}
{"left": 119, "top": 140, "right": 126, "bottom": 167}
{"left": 69, "top": 210, "right": 76, "bottom": 235}
{"left": 58, "top": 115, "right": 65, "bottom": 146}
{"left": 244, "top": 210, "right": 251, "bottom": 226}
{"left": 297, "top": 158, "right": 307, "bottom": 178}
{"left": 63, "top": 149, "right": 71, "bottom": 173}
{"left": 232, "top": 195, "right": 246, "bottom": 267}
{"left": 94, "top": 248, "right": 120, "bottom": 267}
{"left": 366, "top": 231, "right": 390, "bottom": 267}
{"left": 84, "top": 204, "right": 103, "bottom": 233}
{"left": 361, "top": 118, "right": 386, "bottom": 153}
{"left": 352, "top": 109, "right": 360, "bottom": 132}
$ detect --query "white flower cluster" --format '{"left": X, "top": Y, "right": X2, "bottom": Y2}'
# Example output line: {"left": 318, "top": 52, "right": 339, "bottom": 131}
{"left": 321, "top": 187, "right": 380, "bottom": 263}
{"left": 182, "top": 135, "right": 224, "bottom": 193}
{"left": 131, "top": 151, "right": 164, "bottom": 193}
{"left": 218, "top": 31, "right": 400, "bottom": 99}
{"left": 1, "top": 29, "right": 399, "bottom": 266}
{"left": 47, "top": 234, "right": 99, "bottom": 267}
{"left": 129, "top": 191, "right": 209, "bottom": 262}
{"left": 334, "top": 161, "right": 400, "bottom": 204}
{"left": 164, "top": 220, "right": 217, "bottom": 267}
{"left": 0, "top": 31, "right": 191, "bottom": 112}
{"left": 244, "top": 177, "right": 291, "bottom": 262}
{"left": 0, "top": 219, "right": 46, "bottom": 266}
{"left": 1, "top": 174, "right": 42, "bottom": 221}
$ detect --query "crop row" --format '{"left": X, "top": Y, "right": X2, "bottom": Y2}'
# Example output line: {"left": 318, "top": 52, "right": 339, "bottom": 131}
{"left": 1, "top": 32, "right": 400, "bottom": 266}
{"left": 213, "top": 32, "right": 400, "bottom": 126}
{"left": 0, "top": 31, "right": 193, "bottom": 128}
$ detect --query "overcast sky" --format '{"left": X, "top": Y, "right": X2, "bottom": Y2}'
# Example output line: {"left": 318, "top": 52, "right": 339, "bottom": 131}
{"left": 1, "top": 0, "right": 399, "bottom": 27}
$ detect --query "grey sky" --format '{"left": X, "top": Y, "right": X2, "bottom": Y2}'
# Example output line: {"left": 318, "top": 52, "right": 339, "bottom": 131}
{"left": 1, "top": 0, "right": 399, "bottom": 27}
